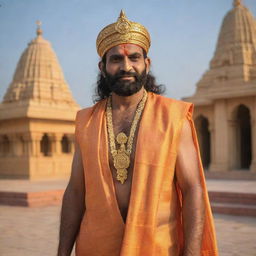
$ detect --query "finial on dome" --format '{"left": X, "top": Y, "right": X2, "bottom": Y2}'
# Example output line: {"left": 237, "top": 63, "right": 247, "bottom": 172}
{"left": 233, "top": 0, "right": 242, "bottom": 8}
{"left": 36, "top": 20, "right": 43, "bottom": 36}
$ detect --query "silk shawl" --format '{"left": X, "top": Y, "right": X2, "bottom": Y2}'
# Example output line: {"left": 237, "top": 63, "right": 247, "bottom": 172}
{"left": 75, "top": 92, "right": 218, "bottom": 256}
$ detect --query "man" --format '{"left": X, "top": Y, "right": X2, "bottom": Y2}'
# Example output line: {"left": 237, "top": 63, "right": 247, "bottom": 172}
{"left": 58, "top": 11, "right": 218, "bottom": 256}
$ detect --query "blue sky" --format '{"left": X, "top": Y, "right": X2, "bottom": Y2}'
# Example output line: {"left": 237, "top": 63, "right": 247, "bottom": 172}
{"left": 0, "top": 0, "right": 255, "bottom": 107}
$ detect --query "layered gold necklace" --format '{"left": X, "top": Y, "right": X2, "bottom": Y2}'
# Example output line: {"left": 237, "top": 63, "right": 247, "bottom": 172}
{"left": 106, "top": 90, "right": 147, "bottom": 184}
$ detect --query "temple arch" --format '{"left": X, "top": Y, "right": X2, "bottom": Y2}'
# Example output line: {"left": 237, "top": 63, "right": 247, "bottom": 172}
{"left": 16, "top": 135, "right": 25, "bottom": 156}
{"left": 40, "top": 134, "right": 51, "bottom": 156}
{"left": 231, "top": 104, "right": 252, "bottom": 170}
{"left": 61, "top": 135, "right": 71, "bottom": 153}
{"left": 195, "top": 115, "right": 211, "bottom": 170}
{"left": 0, "top": 135, "right": 10, "bottom": 156}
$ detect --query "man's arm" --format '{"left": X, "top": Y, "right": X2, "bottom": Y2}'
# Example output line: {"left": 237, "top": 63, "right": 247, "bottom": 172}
{"left": 176, "top": 119, "right": 205, "bottom": 256}
{"left": 58, "top": 142, "right": 85, "bottom": 256}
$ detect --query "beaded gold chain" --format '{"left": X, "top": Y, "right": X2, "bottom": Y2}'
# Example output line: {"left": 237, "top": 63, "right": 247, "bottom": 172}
{"left": 106, "top": 90, "right": 147, "bottom": 184}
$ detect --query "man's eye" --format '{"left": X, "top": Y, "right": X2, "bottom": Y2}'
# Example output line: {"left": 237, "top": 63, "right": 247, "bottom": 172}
{"left": 130, "top": 56, "right": 139, "bottom": 61}
{"left": 111, "top": 56, "right": 123, "bottom": 62}
{"left": 111, "top": 58, "right": 121, "bottom": 63}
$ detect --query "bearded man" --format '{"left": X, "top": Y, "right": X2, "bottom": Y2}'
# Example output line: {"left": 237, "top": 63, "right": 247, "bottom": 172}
{"left": 58, "top": 11, "right": 218, "bottom": 256}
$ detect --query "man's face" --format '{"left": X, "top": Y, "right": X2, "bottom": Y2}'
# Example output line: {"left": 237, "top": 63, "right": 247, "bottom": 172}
{"left": 100, "top": 44, "right": 150, "bottom": 96}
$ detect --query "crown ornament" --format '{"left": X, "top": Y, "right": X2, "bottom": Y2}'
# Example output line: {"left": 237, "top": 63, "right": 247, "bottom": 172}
{"left": 96, "top": 10, "right": 151, "bottom": 57}
{"left": 115, "top": 10, "right": 132, "bottom": 34}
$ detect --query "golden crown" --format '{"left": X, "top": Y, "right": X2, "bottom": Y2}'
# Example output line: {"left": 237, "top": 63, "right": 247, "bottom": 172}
{"left": 96, "top": 10, "right": 151, "bottom": 57}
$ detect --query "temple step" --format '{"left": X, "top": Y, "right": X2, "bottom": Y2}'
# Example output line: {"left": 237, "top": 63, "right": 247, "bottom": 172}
{"left": 209, "top": 191, "right": 256, "bottom": 217}
{"left": 211, "top": 202, "right": 256, "bottom": 217}
{"left": 0, "top": 190, "right": 64, "bottom": 207}
{"left": 209, "top": 191, "right": 256, "bottom": 205}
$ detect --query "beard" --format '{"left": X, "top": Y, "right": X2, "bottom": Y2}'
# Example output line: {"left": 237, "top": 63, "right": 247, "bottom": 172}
{"left": 104, "top": 68, "right": 147, "bottom": 96}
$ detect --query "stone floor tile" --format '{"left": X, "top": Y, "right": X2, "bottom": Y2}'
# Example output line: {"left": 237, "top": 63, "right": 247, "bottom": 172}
{"left": 0, "top": 205, "right": 256, "bottom": 256}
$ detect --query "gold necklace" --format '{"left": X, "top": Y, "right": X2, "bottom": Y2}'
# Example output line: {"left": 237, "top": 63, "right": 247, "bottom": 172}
{"left": 106, "top": 90, "right": 147, "bottom": 184}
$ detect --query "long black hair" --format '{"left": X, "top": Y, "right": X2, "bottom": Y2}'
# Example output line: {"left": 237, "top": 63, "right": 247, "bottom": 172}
{"left": 94, "top": 50, "right": 165, "bottom": 103}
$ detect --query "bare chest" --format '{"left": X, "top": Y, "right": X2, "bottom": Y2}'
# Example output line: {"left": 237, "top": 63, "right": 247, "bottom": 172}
{"left": 108, "top": 110, "right": 139, "bottom": 222}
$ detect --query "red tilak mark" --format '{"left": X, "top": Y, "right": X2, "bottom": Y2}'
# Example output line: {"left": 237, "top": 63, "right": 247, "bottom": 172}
{"left": 120, "top": 44, "right": 130, "bottom": 56}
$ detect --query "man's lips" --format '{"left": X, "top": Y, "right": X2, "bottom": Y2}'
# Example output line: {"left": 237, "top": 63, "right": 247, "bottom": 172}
{"left": 118, "top": 76, "right": 135, "bottom": 80}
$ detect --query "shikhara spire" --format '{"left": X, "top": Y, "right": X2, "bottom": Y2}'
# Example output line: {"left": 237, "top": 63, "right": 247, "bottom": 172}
{"left": 185, "top": 0, "right": 256, "bottom": 103}
{"left": 2, "top": 24, "right": 78, "bottom": 109}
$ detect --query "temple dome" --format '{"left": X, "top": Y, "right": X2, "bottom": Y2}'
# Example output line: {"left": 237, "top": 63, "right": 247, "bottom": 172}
{"left": 210, "top": 0, "right": 256, "bottom": 68}
{"left": 0, "top": 24, "right": 79, "bottom": 120}
{"left": 3, "top": 25, "right": 78, "bottom": 107}
{"left": 184, "top": 0, "right": 256, "bottom": 105}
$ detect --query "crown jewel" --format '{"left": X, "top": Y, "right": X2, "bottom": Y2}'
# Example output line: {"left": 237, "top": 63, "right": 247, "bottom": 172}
{"left": 115, "top": 10, "right": 131, "bottom": 34}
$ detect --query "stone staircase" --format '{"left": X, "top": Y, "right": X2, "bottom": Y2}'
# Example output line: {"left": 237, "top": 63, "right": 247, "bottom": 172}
{"left": 0, "top": 179, "right": 256, "bottom": 217}
{"left": 0, "top": 179, "right": 67, "bottom": 207}
{"left": 209, "top": 191, "right": 256, "bottom": 217}
{"left": 0, "top": 190, "right": 64, "bottom": 207}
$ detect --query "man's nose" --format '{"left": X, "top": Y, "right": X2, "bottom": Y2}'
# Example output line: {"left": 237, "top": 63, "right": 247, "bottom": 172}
{"left": 120, "top": 57, "right": 132, "bottom": 72}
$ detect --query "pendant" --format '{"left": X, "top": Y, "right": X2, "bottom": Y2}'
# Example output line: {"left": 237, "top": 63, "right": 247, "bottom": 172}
{"left": 113, "top": 152, "right": 130, "bottom": 184}
{"left": 114, "top": 132, "right": 130, "bottom": 184}
{"left": 116, "top": 168, "right": 128, "bottom": 184}
{"left": 116, "top": 132, "right": 128, "bottom": 145}
{"left": 113, "top": 151, "right": 130, "bottom": 169}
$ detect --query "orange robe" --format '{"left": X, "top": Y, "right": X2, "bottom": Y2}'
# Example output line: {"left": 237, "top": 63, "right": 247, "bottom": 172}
{"left": 75, "top": 92, "right": 218, "bottom": 256}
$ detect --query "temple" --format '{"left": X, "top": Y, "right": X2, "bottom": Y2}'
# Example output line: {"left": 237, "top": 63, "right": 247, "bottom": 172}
{"left": 0, "top": 23, "right": 80, "bottom": 179}
{"left": 185, "top": 0, "right": 256, "bottom": 178}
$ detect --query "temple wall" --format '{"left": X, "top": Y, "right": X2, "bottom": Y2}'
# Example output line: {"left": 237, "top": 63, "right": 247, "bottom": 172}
{"left": 194, "top": 96, "right": 256, "bottom": 175}
{"left": 0, "top": 118, "right": 75, "bottom": 179}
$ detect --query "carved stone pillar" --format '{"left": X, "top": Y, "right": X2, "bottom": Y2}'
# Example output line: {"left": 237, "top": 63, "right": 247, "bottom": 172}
{"left": 12, "top": 134, "right": 20, "bottom": 156}
{"left": 30, "top": 133, "right": 43, "bottom": 157}
{"left": 228, "top": 120, "right": 239, "bottom": 170}
{"left": 9, "top": 134, "right": 25, "bottom": 157}
{"left": 22, "top": 133, "right": 31, "bottom": 156}
{"left": 210, "top": 100, "right": 229, "bottom": 172}
{"left": 22, "top": 133, "right": 33, "bottom": 156}
{"left": 52, "top": 133, "right": 62, "bottom": 155}
{"left": 17, "top": 135, "right": 25, "bottom": 156}
{"left": 8, "top": 134, "right": 16, "bottom": 157}
{"left": 67, "top": 134, "right": 75, "bottom": 154}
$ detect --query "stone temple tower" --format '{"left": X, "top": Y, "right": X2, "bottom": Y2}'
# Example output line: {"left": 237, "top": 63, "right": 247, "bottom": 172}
{"left": 185, "top": 0, "right": 256, "bottom": 178}
{"left": 0, "top": 23, "right": 80, "bottom": 179}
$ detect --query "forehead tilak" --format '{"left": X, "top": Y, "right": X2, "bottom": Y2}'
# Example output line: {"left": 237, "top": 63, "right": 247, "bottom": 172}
{"left": 107, "top": 44, "right": 143, "bottom": 57}
{"left": 120, "top": 44, "right": 129, "bottom": 56}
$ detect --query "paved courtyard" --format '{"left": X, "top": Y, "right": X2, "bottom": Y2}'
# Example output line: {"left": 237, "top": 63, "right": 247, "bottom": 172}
{"left": 0, "top": 205, "right": 255, "bottom": 256}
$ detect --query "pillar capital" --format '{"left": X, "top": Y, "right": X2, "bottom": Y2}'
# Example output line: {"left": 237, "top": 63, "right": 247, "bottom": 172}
{"left": 52, "top": 133, "right": 63, "bottom": 141}
{"left": 29, "top": 132, "right": 44, "bottom": 141}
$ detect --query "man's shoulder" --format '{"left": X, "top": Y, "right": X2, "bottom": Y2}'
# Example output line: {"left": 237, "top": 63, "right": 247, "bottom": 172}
{"left": 77, "top": 106, "right": 94, "bottom": 116}
{"left": 150, "top": 93, "right": 192, "bottom": 110}
{"left": 76, "top": 100, "right": 106, "bottom": 120}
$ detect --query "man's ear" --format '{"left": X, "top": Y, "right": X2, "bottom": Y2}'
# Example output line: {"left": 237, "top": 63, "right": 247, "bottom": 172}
{"left": 145, "top": 57, "right": 151, "bottom": 74}
{"left": 98, "top": 61, "right": 105, "bottom": 77}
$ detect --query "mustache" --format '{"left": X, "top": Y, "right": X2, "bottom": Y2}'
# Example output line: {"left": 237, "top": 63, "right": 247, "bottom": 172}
{"left": 114, "top": 71, "right": 139, "bottom": 79}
